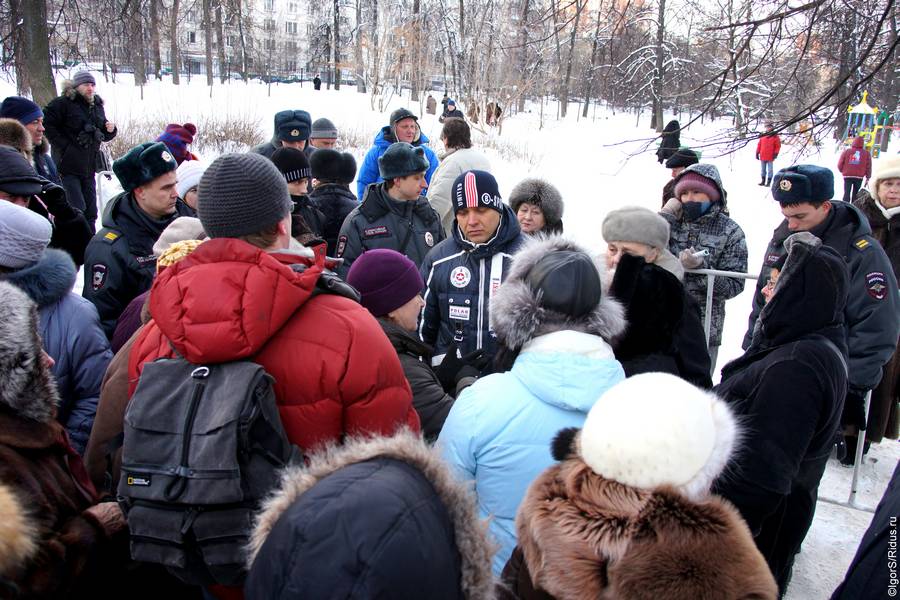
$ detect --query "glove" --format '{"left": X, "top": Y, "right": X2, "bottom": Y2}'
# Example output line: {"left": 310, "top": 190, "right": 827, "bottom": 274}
{"left": 773, "top": 153, "right": 779, "bottom": 159}
{"left": 840, "top": 388, "right": 868, "bottom": 430}
{"left": 679, "top": 247, "right": 704, "bottom": 269}
{"left": 755, "top": 153, "right": 760, "bottom": 160}
{"left": 436, "top": 343, "right": 488, "bottom": 392}
{"left": 38, "top": 180, "right": 78, "bottom": 221}
{"left": 661, "top": 198, "right": 682, "bottom": 219}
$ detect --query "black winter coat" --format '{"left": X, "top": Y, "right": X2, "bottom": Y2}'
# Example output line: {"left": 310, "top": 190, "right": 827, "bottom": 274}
{"left": 33, "top": 138, "right": 61, "bottom": 183}
{"left": 336, "top": 183, "right": 445, "bottom": 278}
{"left": 656, "top": 120, "right": 680, "bottom": 163}
{"left": 379, "top": 319, "right": 456, "bottom": 441}
{"left": 831, "top": 461, "right": 900, "bottom": 600}
{"left": 714, "top": 234, "right": 849, "bottom": 592}
{"left": 245, "top": 433, "right": 495, "bottom": 600}
{"left": 743, "top": 201, "right": 899, "bottom": 394}
{"left": 309, "top": 183, "right": 358, "bottom": 256}
{"left": 27, "top": 180, "right": 92, "bottom": 266}
{"left": 82, "top": 192, "right": 192, "bottom": 338}
{"left": 289, "top": 194, "right": 326, "bottom": 239}
{"left": 43, "top": 82, "right": 117, "bottom": 176}
{"left": 610, "top": 254, "right": 712, "bottom": 388}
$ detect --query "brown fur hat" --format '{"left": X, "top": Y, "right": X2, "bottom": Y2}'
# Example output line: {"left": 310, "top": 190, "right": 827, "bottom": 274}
{"left": 0, "top": 118, "right": 33, "bottom": 160}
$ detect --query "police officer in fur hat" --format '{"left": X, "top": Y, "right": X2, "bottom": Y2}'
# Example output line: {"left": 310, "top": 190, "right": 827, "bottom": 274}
{"left": 82, "top": 142, "right": 193, "bottom": 338}
{"left": 336, "top": 143, "right": 444, "bottom": 278}
{"left": 744, "top": 165, "right": 899, "bottom": 464}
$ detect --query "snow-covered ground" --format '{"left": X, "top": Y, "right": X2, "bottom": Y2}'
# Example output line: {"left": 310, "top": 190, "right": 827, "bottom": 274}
{"left": 2, "top": 72, "right": 896, "bottom": 597}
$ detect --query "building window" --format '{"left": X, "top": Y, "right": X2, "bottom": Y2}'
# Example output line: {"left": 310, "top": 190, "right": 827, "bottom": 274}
{"left": 265, "top": 19, "right": 275, "bottom": 32}
{"left": 285, "top": 60, "right": 297, "bottom": 71}
{"left": 187, "top": 10, "right": 196, "bottom": 23}
{"left": 285, "top": 40, "right": 297, "bottom": 52}
{"left": 188, "top": 31, "right": 196, "bottom": 44}
{"left": 264, "top": 0, "right": 274, "bottom": 10}
{"left": 227, "top": 35, "right": 236, "bottom": 47}
{"left": 288, "top": 2, "right": 298, "bottom": 12}
{"left": 285, "top": 22, "right": 298, "bottom": 35}
{"left": 265, "top": 38, "right": 276, "bottom": 51}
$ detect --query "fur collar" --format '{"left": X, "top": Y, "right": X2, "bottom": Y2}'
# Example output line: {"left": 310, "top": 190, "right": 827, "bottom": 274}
{"left": 516, "top": 456, "right": 776, "bottom": 599}
{"left": 1, "top": 249, "right": 77, "bottom": 308}
{"left": 0, "top": 282, "right": 59, "bottom": 423}
{"left": 248, "top": 431, "right": 496, "bottom": 598}
{"left": 0, "top": 483, "right": 37, "bottom": 575}
{"left": 61, "top": 79, "right": 103, "bottom": 106}
{"left": 491, "top": 236, "right": 626, "bottom": 351}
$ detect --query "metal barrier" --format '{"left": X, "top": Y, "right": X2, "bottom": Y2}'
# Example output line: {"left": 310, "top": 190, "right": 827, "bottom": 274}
{"left": 685, "top": 267, "right": 875, "bottom": 513}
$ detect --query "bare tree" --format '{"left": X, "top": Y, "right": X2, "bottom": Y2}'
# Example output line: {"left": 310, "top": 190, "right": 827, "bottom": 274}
{"left": 215, "top": 0, "right": 227, "bottom": 83}
{"left": 9, "top": 0, "right": 56, "bottom": 104}
{"left": 203, "top": 0, "right": 214, "bottom": 85}
{"left": 170, "top": 0, "right": 181, "bottom": 84}
{"left": 149, "top": 0, "right": 162, "bottom": 79}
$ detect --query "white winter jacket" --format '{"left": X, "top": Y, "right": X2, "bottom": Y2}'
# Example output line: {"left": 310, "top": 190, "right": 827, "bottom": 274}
{"left": 427, "top": 147, "right": 491, "bottom": 235}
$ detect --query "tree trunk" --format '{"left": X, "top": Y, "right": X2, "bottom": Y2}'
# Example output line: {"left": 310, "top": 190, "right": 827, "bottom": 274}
{"left": 131, "top": 2, "right": 147, "bottom": 87}
{"left": 582, "top": 6, "right": 602, "bottom": 118}
{"left": 203, "top": 0, "right": 214, "bottom": 85}
{"left": 235, "top": 0, "right": 248, "bottom": 80}
{"left": 652, "top": 0, "right": 666, "bottom": 131}
{"left": 334, "top": 0, "right": 341, "bottom": 90}
{"left": 149, "top": 0, "right": 163, "bottom": 79}
{"left": 170, "top": 0, "right": 181, "bottom": 84}
{"left": 11, "top": 0, "right": 56, "bottom": 105}
{"left": 215, "top": 0, "right": 227, "bottom": 83}
{"left": 560, "top": 0, "right": 585, "bottom": 118}
{"left": 516, "top": 0, "right": 530, "bottom": 113}
{"left": 355, "top": 0, "right": 366, "bottom": 92}
{"left": 410, "top": 0, "right": 420, "bottom": 99}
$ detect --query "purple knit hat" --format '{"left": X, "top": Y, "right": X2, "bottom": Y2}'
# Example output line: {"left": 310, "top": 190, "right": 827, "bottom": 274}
{"left": 346, "top": 249, "right": 424, "bottom": 317}
{"left": 674, "top": 171, "right": 720, "bottom": 203}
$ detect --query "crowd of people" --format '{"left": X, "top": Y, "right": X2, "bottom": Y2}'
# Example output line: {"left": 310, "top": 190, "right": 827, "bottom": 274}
{"left": 0, "top": 72, "right": 899, "bottom": 599}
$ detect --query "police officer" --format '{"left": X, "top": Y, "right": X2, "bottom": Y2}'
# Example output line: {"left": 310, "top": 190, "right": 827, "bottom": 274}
{"left": 744, "top": 164, "right": 900, "bottom": 443}
{"left": 336, "top": 143, "right": 444, "bottom": 278}
{"left": 419, "top": 170, "right": 525, "bottom": 366}
{"left": 83, "top": 142, "right": 192, "bottom": 337}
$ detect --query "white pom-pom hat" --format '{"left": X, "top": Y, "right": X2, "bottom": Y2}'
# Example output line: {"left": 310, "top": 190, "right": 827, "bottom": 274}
{"left": 580, "top": 372, "right": 738, "bottom": 501}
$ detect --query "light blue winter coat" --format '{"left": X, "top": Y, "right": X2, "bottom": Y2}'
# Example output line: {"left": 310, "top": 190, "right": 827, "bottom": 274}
{"left": 356, "top": 126, "right": 439, "bottom": 199}
{"left": 438, "top": 330, "right": 626, "bottom": 576}
{"left": 2, "top": 249, "right": 112, "bottom": 454}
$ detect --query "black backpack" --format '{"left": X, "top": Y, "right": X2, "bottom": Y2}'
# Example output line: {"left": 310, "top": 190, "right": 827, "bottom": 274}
{"left": 118, "top": 355, "right": 301, "bottom": 587}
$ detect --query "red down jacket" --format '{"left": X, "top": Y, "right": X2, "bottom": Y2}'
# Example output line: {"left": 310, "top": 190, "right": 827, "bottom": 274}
{"left": 129, "top": 238, "right": 419, "bottom": 451}
{"left": 756, "top": 134, "right": 781, "bottom": 162}
{"left": 837, "top": 137, "right": 872, "bottom": 179}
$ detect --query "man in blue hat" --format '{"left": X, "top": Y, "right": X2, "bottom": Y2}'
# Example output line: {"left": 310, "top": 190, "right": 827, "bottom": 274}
{"left": 743, "top": 165, "right": 899, "bottom": 460}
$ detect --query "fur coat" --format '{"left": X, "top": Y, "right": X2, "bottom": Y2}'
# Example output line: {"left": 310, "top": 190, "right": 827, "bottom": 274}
{"left": 501, "top": 431, "right": 777, "bottom": 600}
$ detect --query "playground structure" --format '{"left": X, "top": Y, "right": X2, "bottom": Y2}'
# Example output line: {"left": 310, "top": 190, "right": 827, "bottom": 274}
{"left": 844, "top": 91, "right": 897, "bottom": 157}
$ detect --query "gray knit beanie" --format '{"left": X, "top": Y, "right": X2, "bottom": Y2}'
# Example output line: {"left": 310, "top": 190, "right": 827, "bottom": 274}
{"left": 197, "top": 152, "right": 292, "bottom": 238}
{"left": 310, "top": 117, "right": 338, "bottom": 140}
{"left": 0, "top": 201, "right": 52, "bottom": 269}
{"left": 602, "top": 206, "right": 670, "bottom": 249}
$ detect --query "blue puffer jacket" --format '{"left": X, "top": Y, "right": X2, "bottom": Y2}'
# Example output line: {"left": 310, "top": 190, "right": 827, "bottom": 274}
{"left": 356, "top": 126, "right": 439, "bottom": 199}
{"left": 419, "top": 204, "right": 525, "bottom": 363}
{"left": 1, "top": 249, "right": 112, "bottom": 454}
{"left": 438, "top": 330, "right": 626, "bottom": 576}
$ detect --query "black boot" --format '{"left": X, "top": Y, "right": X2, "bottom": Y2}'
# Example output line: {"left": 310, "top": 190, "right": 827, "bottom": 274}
{"left": 758, "top": 179, "right": 767, "bottom": 186}
{"left": 840, "top": 435, "right": 871, "bottom": 466}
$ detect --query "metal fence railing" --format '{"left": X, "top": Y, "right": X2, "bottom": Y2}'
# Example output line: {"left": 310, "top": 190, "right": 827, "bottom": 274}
{"left": 686, "top": 267, "right": 874, "bottom": 513}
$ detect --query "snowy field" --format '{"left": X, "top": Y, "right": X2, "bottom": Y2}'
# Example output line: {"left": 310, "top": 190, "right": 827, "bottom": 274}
{"left": 2, "top": 72, "right": 896, "bottom": 598}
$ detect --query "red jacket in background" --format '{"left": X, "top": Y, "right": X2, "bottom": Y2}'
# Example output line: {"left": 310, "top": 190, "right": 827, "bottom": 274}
{"left": 756, "top": 134, "right": 781, "bottom": 161}
{"left": 129, "top": 238, "right": 420, "bottom": 452}
{"left": 837, "top": 137, "right": 872, "bottom": 179}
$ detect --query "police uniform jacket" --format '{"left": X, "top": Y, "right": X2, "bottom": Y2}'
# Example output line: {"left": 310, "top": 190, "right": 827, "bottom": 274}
{"left": 419, "top": 204, "right": 525, "bottom": 364}
{"left": 743, "top": 201, "right": 900, "bottom": 393}
{"left": 82, "top": 191, "right": 192, "bottom": 338}
{"left": 335, "top": 182, "right": 444, "bottom": 278}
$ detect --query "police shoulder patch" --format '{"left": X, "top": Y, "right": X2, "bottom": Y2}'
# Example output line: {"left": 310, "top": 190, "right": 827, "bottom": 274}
{"left": 854, "top": 238, "right": 870, "bottom": 251}
{"left": 336, "top": 235, "right": 347, "bottom": 257}
{"left": 102, "top": 230, "right": 120, "bottom": 243}
{"left": 866, "top": 271, "right": 888, "bottom": 300}
{"left": 91, "top": 264, "right": 108, "bottom": 291}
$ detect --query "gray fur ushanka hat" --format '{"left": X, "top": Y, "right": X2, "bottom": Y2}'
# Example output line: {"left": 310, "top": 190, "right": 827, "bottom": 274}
{"left": 508, "top": 178, "right": 564, "bottom": 233}
{"left": 490, "top": 236, "right": 626, "bottom": 352}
